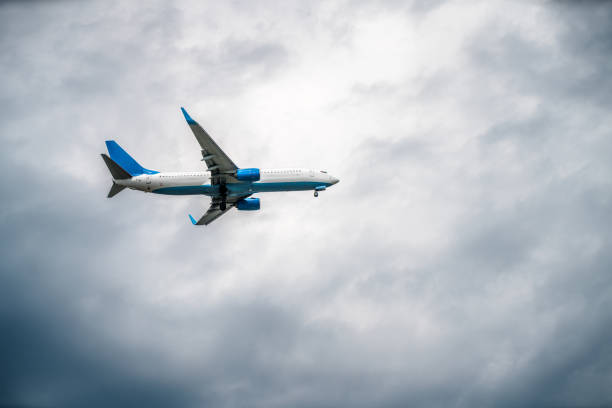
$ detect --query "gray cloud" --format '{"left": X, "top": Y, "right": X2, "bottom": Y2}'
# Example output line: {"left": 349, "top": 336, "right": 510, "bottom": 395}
{"left": 1, "top": 0, "right": 612, "bottom": 407}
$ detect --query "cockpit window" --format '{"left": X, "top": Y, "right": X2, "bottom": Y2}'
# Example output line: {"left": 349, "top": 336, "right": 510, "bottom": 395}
{"left": 321, "top": 170, "right": 327, "bottom": 173}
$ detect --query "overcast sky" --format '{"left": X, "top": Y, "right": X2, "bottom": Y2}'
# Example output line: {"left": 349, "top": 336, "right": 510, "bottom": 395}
{"left": 1, "top": 1, "right": 612, "bottom": 407}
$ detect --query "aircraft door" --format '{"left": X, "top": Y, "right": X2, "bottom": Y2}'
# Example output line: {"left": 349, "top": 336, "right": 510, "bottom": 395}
{"left": 146, "top": 175, "right": 151, "bottom": 191}
{"left": 309, "top": 169, "right": 314, "bottom": 177}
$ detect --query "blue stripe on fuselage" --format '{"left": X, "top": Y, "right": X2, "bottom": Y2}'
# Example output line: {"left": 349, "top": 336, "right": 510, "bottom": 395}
{"left": 248, "top": 181, "right": 332, "bottom": 193}
{"left": 152, "top": 185, "right": 214, "bottom": 195}
{"left": 151, "top": 181, "right": 332, "bottom": 196}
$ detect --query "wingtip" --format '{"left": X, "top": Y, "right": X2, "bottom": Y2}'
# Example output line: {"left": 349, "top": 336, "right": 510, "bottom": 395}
{"left": 181, "top": 107, "right": 197, "bottom": 125}
{"left": 188, "top": 214, "right": 197, "bottom": 225}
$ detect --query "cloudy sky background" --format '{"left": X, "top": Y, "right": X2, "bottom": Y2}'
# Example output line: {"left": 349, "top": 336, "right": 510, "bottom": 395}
{"left": 1, "top": 0, "right": 611, "bottom": 406}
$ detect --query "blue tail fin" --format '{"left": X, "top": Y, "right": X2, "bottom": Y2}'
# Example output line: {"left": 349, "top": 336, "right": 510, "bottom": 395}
{"left": 105, "top": 140, "right": 158, "bottom": 176}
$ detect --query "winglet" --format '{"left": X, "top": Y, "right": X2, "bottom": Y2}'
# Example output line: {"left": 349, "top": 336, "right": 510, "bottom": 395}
{"left": 181, "top": 107, "right": 197, "bottom": 125}
{"left": 188, "top": 214, "right": 197, "bottom": 225}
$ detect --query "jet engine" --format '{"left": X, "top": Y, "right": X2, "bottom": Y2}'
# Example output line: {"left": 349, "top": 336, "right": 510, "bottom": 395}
{"left": 236, "top": 168, "right": 260, "bottom": 182}
{"left": 236, "top": 197, "right": 260, "bottom": 211}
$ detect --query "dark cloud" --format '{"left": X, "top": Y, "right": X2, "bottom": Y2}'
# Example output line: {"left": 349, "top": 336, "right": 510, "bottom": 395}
{"left": 1, "top": 1, "right": 612, "bottom": 407}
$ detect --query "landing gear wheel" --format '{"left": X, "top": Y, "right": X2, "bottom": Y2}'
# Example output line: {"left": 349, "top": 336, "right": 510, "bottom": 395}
{"left": 314, "top": 191, "right": 319, "bottom": 197}
{"left": 219, "top": 179, "right": 228, "bottom": 211}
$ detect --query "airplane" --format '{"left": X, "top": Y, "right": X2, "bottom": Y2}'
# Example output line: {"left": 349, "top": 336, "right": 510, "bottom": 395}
{"left": 101, "top": 107, "right": 339, "bottom": 225}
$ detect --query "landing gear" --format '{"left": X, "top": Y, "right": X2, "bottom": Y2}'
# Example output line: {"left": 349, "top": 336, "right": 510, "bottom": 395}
{"left": 219, "top": 179, "right": 228, "bottom": 210}
{"left": 314, "top": 191, "right": 319, "bottom": 197}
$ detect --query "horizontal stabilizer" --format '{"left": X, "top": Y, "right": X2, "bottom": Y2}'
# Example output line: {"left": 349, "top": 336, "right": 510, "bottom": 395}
{"left": 107, "top": 182, "right": 126, "bottom": 198}
{"left": 101, "top": 154, "right": 131, "bottom": 180}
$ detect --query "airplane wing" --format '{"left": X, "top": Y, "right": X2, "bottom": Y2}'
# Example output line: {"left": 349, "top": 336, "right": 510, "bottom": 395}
{"left": 189, "top": 195, "right": 250, "bottom": 226}
{"left": 181, "top": 107, "right": 238, "bottom": 183}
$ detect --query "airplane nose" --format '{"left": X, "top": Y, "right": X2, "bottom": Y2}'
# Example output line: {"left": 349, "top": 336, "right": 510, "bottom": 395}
{"left": 331, "top": 177, "right": 339, "bottom": 185}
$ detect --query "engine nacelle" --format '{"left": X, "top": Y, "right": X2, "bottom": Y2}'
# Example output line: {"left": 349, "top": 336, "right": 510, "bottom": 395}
{"left": 236, "top": 168, "right": 260, "bottom": 182}
{"left": 236, "top": 197, "right": 260, "bottom": 211}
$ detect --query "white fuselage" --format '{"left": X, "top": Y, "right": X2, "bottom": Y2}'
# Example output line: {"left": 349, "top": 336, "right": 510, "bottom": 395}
{"left": 116, "top": 168, "right": 339, "bottom": 196}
